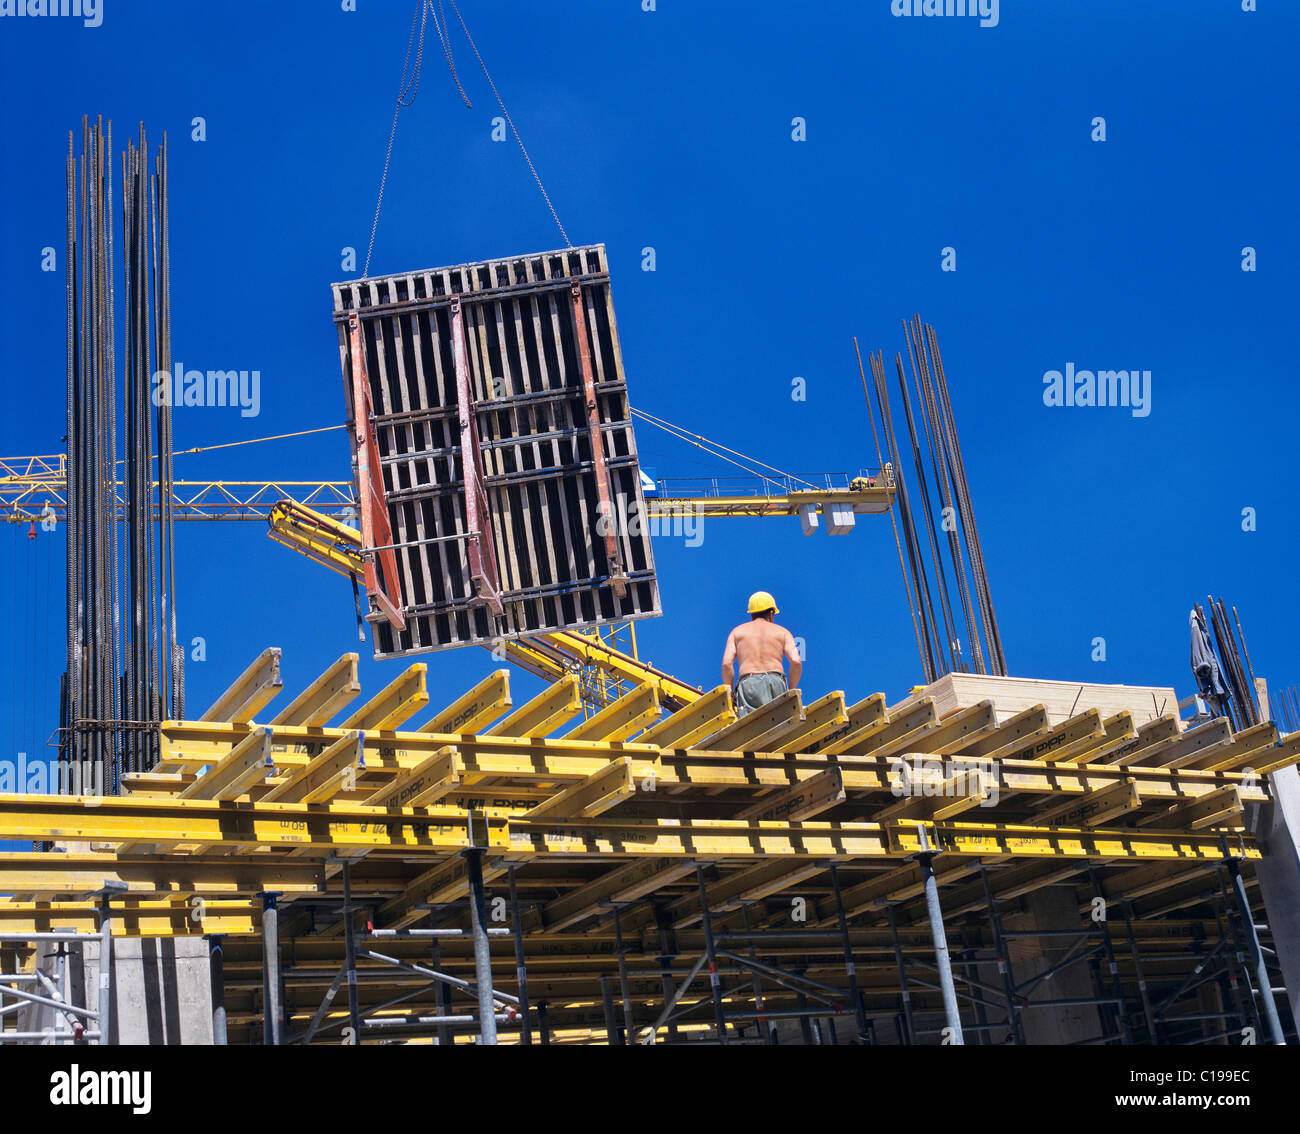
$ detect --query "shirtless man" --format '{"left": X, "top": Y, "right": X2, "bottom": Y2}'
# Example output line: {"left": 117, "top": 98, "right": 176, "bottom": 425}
{"left": 721, "top": 591, "right": 801, "bottom": 717}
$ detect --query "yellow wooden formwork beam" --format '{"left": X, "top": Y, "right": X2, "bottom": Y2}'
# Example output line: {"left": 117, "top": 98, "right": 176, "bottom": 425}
{"left": 699, "top": 689, "right": 803, "bottom": 751}
{"left": 200, "top": 648, "right": 283, "bottom": 724}
{"left": 122, "top": 728, "right": 275, "bottom": 855}
{"left": 485, "top": 675, "right": 581, "bottom": 738}
{"left": 364, "top": 747, "right": 461, "bottom": 809}
{"left": 564, "top": 683, "right": 660, "bottom": 743}
{"left": 638, "top": 686, "right": 734, "bottom": 748}
{"left": 803, "top": 693, "right": 887, "bottom": 756}
{"left": 826, "top": 697, "right": 936, "bottom": 757}
{"left": 1178, "top": 722, "right": 1276, "bottom": 771}
{"left": 1249, "top": 733, "right": 1300, "bottom": 776}
{"left": 874, "top": 701, "right": 998, "bottom": 761}
{"left": 0, "top": 900, "right": 261, "bottom": 937}
{"left": 1199, "top": 729, "right": 1300, "bottom": 776}
{"left": 1032, "top": 778, "right": 1141, "bottom": 828}
{"left": 0, "top": 853, "right": 324, "bottom": 898}
{"left": 525, "top": 758, "right": 636, "bottom": 820}
{"left": 733, "top": 767, "right": 845, "bottom": 822}
{"left": 270, "top": 653, "right": 361, "bottom": 727}
{"left": 1008, "top": 709, "right": 1106, "bottom": 765}
{"left": 1109, "top": 715, "right": 1183, "bottom": 767}
{"left": 535, "top": 858, "right": 700, "bottom": 934}
{"left": 1135, "top": 785, "right": 1243, "bottom": 831}
{"left": 419, "top": 670, "right": 511, "bottom": 734}
{"left": 262, "top": 731, "right": 364, "bottom": 804}
{"left": 0, "top": 794, "right": 505, "bottom": 853}
{"left": 756, "top": 692, "right": 848, "bottom": 753}
{"left": 340, "top": 664, "right": 428, "bottom": 731}
{"left": 179, "top": 728, "right": 273, "bottom": 800}
{"left": 156, "top": 720, "right": 658, "bottom": 775}
{"left": 957, "top": 704, "right": 1051, "bottom": 758}
{"left": 888, "top": 819, "right": 1260, "bottom": 861}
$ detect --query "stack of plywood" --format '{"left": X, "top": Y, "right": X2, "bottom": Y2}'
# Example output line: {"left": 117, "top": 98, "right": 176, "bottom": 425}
{"left": 889, "top": 673, "right": 1180, "bottom": 730}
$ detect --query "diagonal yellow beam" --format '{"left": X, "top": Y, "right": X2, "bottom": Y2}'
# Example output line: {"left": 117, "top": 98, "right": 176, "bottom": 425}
{"left": 564, "top": 682, "right": 660, "bottom": 743}
{"left": 340, "top": 664, "right": 428, "bottom": 731}
{"left": 419, "top": 670, "right": 511, "bottom": 734}
{"left": 200, "top": 648, "right": 283, "bottom": 723}
{"left": 485, "top": 675, "right": 581, "bottom": 738}
{"left": 270, "top": 653, "right": 361, "bottom": 727}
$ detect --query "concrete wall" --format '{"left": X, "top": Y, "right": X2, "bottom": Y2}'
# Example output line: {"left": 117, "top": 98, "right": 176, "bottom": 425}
{"left": 80, "top": 936, "right": 214, "bottom": 1044}
{"left": 1252, "top": 764, "right": 1300, "bottom": 1028}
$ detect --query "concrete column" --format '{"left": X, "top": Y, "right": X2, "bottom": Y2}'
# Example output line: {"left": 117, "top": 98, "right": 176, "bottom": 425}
{"left": 1251, "top": 764, "right": 1300, "bottom": 1029}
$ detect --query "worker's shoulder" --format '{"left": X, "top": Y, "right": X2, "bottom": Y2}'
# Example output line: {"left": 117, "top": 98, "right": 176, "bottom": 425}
{"left": 728, "top": 621, "right": 752, "bottom": 636}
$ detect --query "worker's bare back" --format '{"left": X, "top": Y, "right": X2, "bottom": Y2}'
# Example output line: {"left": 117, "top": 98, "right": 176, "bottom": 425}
{"left": 728, "top": 619, "right": 797, "bottom": 676}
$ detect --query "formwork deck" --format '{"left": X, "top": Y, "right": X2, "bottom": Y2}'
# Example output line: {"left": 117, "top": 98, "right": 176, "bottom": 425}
{"left": 5, "top": 650, "right": 1297, "bottom": 1043}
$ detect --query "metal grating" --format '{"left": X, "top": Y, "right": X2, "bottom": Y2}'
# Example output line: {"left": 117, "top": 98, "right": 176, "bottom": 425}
{"left": 332, "top": 244, "right": 660, "bottom": 658}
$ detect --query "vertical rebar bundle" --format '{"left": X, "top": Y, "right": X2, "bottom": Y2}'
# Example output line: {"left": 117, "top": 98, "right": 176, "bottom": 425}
{"left": 857, "top": 320, "right": 1007, "bottom": 682}
{"left": 62, "top": 117, "right": 181, "bottom": 793}
{"left": 1198, "top": 598, "right": 1261, "bottom": 731}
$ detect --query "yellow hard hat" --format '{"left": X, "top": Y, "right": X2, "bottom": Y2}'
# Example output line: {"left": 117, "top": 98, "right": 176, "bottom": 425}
{"left": 747, "top": 590, "right": 779, "bottom": 615}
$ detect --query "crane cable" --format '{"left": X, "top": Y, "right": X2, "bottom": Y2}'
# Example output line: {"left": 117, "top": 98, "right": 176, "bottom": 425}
{"left": 363, "top": 0, "right": 571, "bottom": 280}
{"left": 630, "top": 407, "right": 818, "bottom": 491}
{"left": 363, "top": 1, "right": 431, "bottom": 279}
{"left": 445, "top": 0, "right": 571, "bottom": 248}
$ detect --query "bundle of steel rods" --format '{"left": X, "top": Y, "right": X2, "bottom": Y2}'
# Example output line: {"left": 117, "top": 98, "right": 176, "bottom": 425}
{"left": 856, "top": 319, "right": 1006, "bottom": 682}
{"left": 62, "top": 117, "right": 181, "bottom": 793}
{"left": 1272, "top": 684, "right": 1300, "bottom": 735}
{"left": 1198, "top": 597, "right": 1260, "bottom": 731}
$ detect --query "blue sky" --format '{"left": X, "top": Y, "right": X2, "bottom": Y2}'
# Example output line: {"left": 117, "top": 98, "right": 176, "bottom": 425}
{"left": 0, "top": 0, "right": 1296, "bottom": 783}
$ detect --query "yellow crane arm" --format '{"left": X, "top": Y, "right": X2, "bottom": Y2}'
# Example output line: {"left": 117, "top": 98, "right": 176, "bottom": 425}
{"left": 266, "top": 501, "right": 703, "bottom": 713}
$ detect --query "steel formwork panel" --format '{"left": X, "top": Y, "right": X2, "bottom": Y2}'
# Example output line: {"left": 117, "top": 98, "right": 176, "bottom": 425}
{"left": 332, "top": 244, "right": 660, "bottom": 657}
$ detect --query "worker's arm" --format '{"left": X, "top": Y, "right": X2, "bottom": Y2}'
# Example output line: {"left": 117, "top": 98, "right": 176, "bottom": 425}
{"left": 722, "top": 630, "right": 737, "bottom": 689}
{"left": 785, "top": 631, "right": 802, "bottom": 691}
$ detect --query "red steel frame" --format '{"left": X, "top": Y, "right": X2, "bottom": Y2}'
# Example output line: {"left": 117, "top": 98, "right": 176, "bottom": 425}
{"left": 450, "top": 296, "right": 504, "bottom": 615}
{"left": 571, "top": 283, "right": 628, "bottom": 598}
{"left": 347, "top": 311, "right": 406, "bottom": 631}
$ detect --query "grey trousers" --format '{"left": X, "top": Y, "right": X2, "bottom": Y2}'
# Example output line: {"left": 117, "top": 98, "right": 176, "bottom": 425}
{"left": 734, "top": 672, "right": 787, "bottom": 718}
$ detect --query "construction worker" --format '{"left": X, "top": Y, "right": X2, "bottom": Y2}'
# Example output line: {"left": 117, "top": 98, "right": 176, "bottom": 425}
{"left": 722, "top": 592, "right": 801, "bottom": 717}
